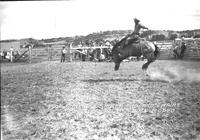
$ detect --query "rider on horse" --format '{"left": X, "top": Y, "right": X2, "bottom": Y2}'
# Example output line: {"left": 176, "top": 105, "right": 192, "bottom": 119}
{"left": 125, "top": 18, "right": 148, "bottom": 45}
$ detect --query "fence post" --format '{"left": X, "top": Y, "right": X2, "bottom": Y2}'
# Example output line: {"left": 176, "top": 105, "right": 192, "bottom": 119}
{"left": 48, "top": 45, "right": 50, "bottom": 61}
{"left": 29, "top": 45, "right": 32, "bottom": 63}
{"left": 10, "top": 47, "right": 13, "bottom": 62}
{"left": 69, "top": 43, "right": 72, "bottom": 62}
{"left": 48, "top": 45, "right": 52, "bottom": 61}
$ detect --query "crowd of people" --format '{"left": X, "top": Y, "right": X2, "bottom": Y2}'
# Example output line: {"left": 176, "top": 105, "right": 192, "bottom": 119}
{"left": 59, "top": 40, "right": 114, "bottom": 62}
{"left": 0, "top": 47, "right": 22, "bottom": 62}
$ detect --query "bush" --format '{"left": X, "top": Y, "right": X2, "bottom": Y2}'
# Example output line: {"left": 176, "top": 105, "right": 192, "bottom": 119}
{"left": 194, "top": 34, "right": 200, "bottom": 38}
{"left": 169, "top": 34, "right": 178, "bottom": 40}
{"left": 151, "top": 34, "right": 166, "bottom": 41}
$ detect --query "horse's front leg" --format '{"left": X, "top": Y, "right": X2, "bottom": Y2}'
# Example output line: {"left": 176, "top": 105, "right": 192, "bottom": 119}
{"left": 142, "top": 59, "right": 154, "bottom": 71}
{"left": 114, "top": 62, "right": 121, "bottom": 71}
{"left": 142, "top": 61, "right": 150, "bottom": 70}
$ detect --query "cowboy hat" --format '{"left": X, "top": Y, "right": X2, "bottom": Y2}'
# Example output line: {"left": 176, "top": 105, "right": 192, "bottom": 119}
{"left": 134, "top": 18, "right": 140, "bottom": 22}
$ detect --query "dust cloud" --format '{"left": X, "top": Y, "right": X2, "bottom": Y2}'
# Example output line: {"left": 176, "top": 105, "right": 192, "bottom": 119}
{"left": 147, "top": 64, "right": 200, "bottom": 83}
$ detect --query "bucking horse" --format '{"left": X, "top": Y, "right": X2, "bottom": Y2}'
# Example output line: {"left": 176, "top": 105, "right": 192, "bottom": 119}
{"left": 111, "top": 37, "right": 160, "bottom": 71}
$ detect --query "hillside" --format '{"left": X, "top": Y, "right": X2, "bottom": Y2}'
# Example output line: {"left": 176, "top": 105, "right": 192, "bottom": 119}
{"left": 1, "top": 29, "right": 200, "bottom": 49}
{"left": 59, "top": 29, "right": 200, "bottom": 43}
{"left": 70, "top": 29, "right": 200, "bottom": 45}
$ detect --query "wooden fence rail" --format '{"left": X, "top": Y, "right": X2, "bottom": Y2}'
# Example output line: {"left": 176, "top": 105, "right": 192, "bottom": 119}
{"left": 28, "top": 45, "right": 112, "bottom": 62}
{"left": 155, "top": 41, "right": 200, "bottom": 60}
{"left": 7, "top": 40, "right": 200, "bottom": 63}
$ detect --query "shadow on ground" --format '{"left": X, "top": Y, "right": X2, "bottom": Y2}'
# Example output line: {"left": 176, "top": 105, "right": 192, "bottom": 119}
{"left": 82, "top": 78, "right": 169, "bottom": 83}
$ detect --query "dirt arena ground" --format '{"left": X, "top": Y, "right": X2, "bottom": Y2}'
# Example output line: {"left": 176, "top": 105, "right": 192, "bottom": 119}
{"left": 1, "top": 60, "right": 200, "bottom": 140}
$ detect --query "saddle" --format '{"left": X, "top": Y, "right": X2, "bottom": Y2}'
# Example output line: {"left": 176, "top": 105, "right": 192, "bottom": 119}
{"left": 124, "top": 33, "right": 140, "bottom": 46}
{"left": 126, "top": 37, "right": 140, "bottom": 45}
{"left": 117, "top": 34, "right": 140, "bottom": 49}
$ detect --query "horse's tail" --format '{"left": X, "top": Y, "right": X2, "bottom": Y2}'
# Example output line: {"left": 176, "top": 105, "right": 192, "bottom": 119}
{"left": 154, "top": 44, "right": 160, "bottom": 58}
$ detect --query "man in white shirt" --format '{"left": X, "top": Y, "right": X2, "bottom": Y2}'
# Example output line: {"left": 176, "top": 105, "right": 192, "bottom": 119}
{"left": 61, "top": 47, "right": 67, "bottom": 62}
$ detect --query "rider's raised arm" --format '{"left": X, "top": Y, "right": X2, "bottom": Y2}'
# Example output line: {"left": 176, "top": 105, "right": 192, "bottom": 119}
{"left": 139, "top": 24, "right": 148, "bottom": 30}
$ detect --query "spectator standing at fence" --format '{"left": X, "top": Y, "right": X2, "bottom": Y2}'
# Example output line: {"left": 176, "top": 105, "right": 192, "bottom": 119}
{"left": 61, "top": 46, "right": 67, "bottom": 62}
{"left": 82, "top": 49, "right": 87, "bottom": 61}
{"left": 3, "top": 50, "right": 7, "bottom": 59}
{"left": 0, "top": 51, "right": 3, "bottom": 60}
{"left": 180, "top": 42, "right": 186, "bottom": 59}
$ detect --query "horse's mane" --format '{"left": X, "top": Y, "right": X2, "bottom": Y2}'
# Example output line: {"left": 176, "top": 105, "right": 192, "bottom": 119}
{"left": 112, "top": 37, "right": 127, "bottom": 53}
{"left": 115, "top": 37, "right": 126, "bottom": 47}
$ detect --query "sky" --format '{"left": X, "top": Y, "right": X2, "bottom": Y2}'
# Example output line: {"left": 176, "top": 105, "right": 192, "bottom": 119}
{"left": 0, "top": 0, "right": 200, "bottom": 40}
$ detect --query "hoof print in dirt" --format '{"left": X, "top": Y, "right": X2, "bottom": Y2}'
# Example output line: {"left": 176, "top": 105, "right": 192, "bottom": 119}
{"left": 155, "top": 116, "right": 163, "bottom": 120}
{"left": 110, "top": 124, "right": 118, "bottom": 129}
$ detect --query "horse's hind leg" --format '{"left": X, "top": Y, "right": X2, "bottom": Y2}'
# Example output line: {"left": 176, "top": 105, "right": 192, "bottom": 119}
{"left": 142, "top": 60, "right": 153, "bottom": 70}
{"left": 114, "top": 62, "right": 121, "bottom": 71}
